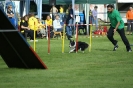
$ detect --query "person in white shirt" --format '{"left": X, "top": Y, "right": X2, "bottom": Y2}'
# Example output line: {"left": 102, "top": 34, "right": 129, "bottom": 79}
{"left": 53, "top": 15, "right": 63, "bottom": 32}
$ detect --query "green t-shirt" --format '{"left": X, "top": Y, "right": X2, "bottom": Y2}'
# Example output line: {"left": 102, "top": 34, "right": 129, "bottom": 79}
{"left": 107, "top": 9, "right": 124, "bottom": 29}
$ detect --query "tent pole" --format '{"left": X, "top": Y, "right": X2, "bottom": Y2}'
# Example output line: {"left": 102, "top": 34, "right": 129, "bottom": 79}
{"left": 104, "top": 4, "right": 107, "bottom": 21}
{"left": 86, "top": 3, "right": 89, "bottom": 35}
{"left": 38, "top": 0, "right": 42, "bottom": 19}
{"left": 25, "top": 0, "right": 30, "bottom": 15}
{"left": 116, "top": 0, "right": 118, "bottom": 10}
{"left": 72, "top": 0, "right": 75, "bottom": 35}
{"left": 114, "top": 0, "right": 118, "bottom": 10}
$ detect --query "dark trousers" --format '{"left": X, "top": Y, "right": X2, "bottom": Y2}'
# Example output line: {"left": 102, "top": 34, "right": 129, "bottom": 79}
{"left": 23, "top": 30, "right": 34, "bottom": 40}
{"left": 127, "top": 20, "right": 133, "bottom": 32}
{"left": 107, "top": 27, "right": 131, "bottom": 51}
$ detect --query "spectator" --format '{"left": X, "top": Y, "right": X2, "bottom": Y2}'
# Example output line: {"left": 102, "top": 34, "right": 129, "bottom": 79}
{"left": 45, "top": 15, "right": 53, "bottom": 38}
{"left": 60, "top": 5, "right": 63, "bottom": 13}
{"left": 37, "top": 18, "right": 46, "bottom": 38}
{"left": 28, "top": 13, "right": 38, "bottom": 42}
{"left": 20, "top": 15, "right": 34, "bottom": 40}
{"left": 6, "top": 5, "right": 15, "bottom": 26}
{"left": 92, "top": 6, "right": 98, "bottom": 30}
{"left": 53, "top": 15, "right": 63, "bottom": 32}
{"left": 89, "top": 9, "right": 93, "bottom": 24}
{"left": 50, "top": 5, "right": 58, "bottom": 20}
{"left": 126, "top": 6, "right": 133, "bottom": 35}
{"left": 64, "top": 6, "right": 69, "bottom": 22}
{"left": 59, "top": 5, "right": 64, "bottom": 22}
{"left": 45, "top": 15, "right": 53, "bottom": 27}
{"left": 66, "top": 4, "right": 74, "bottom": 40}
{"left": 0, "top": 2, "right": 4, "bottom": 11}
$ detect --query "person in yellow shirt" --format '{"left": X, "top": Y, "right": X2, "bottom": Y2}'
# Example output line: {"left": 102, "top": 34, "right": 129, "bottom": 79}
{"left": 60, "top": 5, "right": 63, "bottom": 13}
{"left": 28, "top": 13, "right": 38, "bottom": 41}
{"left": 28, "top": 14, "right": 38, "bottom": 31}
{"left": 37, "top": 18, "right": 46, "bottom": 38}
{"left": 45, "top": 15, "right": 53, "bottom": 26}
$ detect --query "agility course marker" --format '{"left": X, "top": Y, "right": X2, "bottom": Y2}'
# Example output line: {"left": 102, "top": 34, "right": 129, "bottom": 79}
{"left": 89, "top": 24, "right": 92, "bottom": 52}
{"left": 34, "top": 22, "right": 36, "bottom": 51}
{"left": 76, "top": 23, "right": 79, "bottom": 53}
{"left": 62, "top": 24, "right": 66, "bottom": 53}
{"left": 48, "top": 26, "right": 50, "bottom": 54}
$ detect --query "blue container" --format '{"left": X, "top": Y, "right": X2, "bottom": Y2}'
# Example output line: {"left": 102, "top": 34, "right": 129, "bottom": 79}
{"left": 79, "top": 12, "right": 84, "bottom": 22}
{"left": 9, "top": 18, "right": 18, "bottom": 29}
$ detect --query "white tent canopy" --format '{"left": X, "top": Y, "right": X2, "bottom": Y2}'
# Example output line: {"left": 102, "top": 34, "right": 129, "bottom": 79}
{"left": 118, "top": 0, "right": 133, "bottom": 3}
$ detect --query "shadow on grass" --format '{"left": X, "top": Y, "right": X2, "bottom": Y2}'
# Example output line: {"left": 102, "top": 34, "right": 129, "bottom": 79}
{"left": 94, "top": 49, "right": 112, "bottom": 51}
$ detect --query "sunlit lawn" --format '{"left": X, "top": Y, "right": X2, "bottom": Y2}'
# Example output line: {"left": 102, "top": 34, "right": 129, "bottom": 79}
{"left": 0, "top": 33, "right": 133, "bottom": 88}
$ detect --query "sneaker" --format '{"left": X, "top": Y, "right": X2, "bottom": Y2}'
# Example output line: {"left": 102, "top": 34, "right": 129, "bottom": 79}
{"left": 35, "top": 40, "right": 38, "bottom": 42}
{"left": 29, "top": 40, "right": 38, "bottom": 42}
{"left": 113, "top": 45, "right": 119, "bottom": 51}
{"left": 127, "top": 49, "right": 132, "bottom": 52}
{"left": 29, "top": 40, "right": 33, "bottom": 42}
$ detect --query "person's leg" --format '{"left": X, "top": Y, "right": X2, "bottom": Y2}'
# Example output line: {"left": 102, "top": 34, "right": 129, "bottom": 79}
{"left": 66, "top": 26, "right": 72, "bottom": 40}
{"left": 68, "top": 18, "right": 73, "bottom": 26}
{"left": 107, "top": 27, "right": 118, "bottom": 46}
{"left": 131, "top": 20, "right": 133, "bottom": 34}
{"left": 68, "top": 19, "right": 73, "bottom": 36}
{"left": 117, "top": 28, "right": 131, "bottom": 51}
{"left": 66, "top": 26, "right": 70, "bottom": 36}
{"left": 92, "top": 17, "right": 94, "bottom": 24}
{"left": 29, "top": 30, "right": 34, "bottom": 40}
{"left": 95, "top": 17, "right": 98, "bottom": 30}
{"left": 24, "top": 30, "right": 30, "bottom": 39}
{"left": 127, "top": 20, "right": 131, "bottom": 35}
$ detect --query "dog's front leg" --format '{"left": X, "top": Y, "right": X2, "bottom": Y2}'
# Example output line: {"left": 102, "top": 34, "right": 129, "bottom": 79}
{"left": 69, "top": 48, "right": 75, "bottom": 53}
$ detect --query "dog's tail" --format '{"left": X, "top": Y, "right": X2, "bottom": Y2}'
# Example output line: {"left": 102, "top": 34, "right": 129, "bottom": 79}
{"left": 84, "top": 43, "right": 89, "bottom": 48}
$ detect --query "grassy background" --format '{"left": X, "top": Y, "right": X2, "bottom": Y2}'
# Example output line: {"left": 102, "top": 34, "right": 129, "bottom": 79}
{"left": 0, "top": 34, "right": 133, "bottom": 88}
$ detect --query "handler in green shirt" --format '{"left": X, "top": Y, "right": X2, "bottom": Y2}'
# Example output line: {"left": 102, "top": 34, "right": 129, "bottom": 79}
{"left": 107, "top": 4, "right": 132, "bottom": 52}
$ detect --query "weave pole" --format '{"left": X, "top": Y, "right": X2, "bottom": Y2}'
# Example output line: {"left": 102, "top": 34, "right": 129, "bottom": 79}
{"left": 76, "top": 23, "right": 78, "bottom": 53}
{"left": 89, "top": 24, "right": 92, "bottom": 52}
{"left": 62, "top": 24, "right": 66, "bottom": 53}
{"left": 48, "top": 26, "right": 50, "bottom": 54}
{"left": 34, "top": 22, "right": 36, "bottom": 51}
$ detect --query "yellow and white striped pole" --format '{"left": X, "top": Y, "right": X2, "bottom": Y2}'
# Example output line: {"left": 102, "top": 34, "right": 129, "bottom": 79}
{"left": 62, "top": 24, "right": 66, "bottom": 53}
{"left": 89, "top": 24, "right": 92, "bottom": 52}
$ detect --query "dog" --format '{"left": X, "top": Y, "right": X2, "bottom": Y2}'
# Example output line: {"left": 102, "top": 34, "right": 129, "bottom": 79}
{"left": 69, "top": 39, "right": 89, "bottom": 53}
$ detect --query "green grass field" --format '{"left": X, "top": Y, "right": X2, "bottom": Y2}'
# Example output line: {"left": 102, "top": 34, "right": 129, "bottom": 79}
{"left": 0, "top": 34, "right": 133, "bottom": 88}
